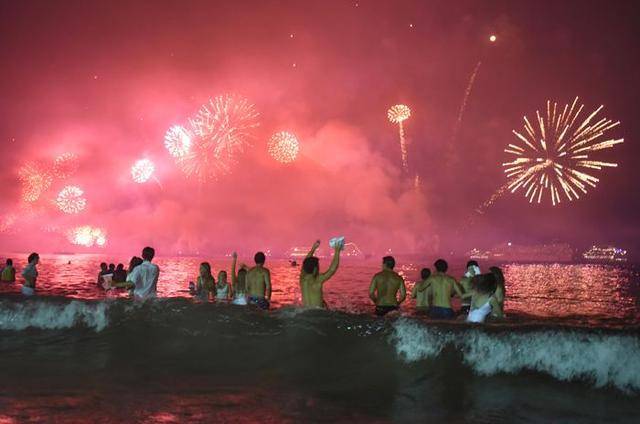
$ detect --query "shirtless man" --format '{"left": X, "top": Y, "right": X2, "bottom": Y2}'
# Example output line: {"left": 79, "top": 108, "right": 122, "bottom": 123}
{"left": 425, "top": 259, "right": 462, "bottom": 319}
{"left": 369, "top": 256, "right": 406, "bottom": 316}
{"left": 411, "top": 268, "right": 431, "bottom": 314}
{"left": 246, "top": 251, "right": 272, "bottom": 309}
{"left": 300, "top": 240, "right": 341, "bottom": 308}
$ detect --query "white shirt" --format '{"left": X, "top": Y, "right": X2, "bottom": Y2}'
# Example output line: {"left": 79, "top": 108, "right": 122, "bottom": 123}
{"left": 128, "top": 260, "right": 159, "bottom": 299}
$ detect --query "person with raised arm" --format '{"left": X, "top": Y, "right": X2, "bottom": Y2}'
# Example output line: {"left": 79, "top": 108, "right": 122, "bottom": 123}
{"left": 300, "top": 239, "right": 342, "bottom": 308}
{"left": 369, "top": 256, "right": 407, "bottom": 316}
{"left": 231, "top": 252, "right": 248, "bottom": 305}
{"left": 246, "top": 251, "right": 271, "bottom": 309}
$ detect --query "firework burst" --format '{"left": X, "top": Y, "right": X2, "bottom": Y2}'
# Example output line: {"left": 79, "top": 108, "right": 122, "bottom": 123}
{"left": 504, "top": 97, "right": 623, "bottom": 206}
{"left": 268, "top": 131, "right": 300, "bottom": 164}
{"left": 131, "top": 159, "right": 155, "bottom": 183}
{"left": 68, "top": 225, "right": 107, "bottom": 247}
{"left": 175, "top": 94, "right": 259, "bottom": 181}
{"left": 164, "top": 125, "right": 192, "bottom": 158}
{"left": 56, "top": 185, "right": 87, "bottom": 214}
{"left": 387, "top": 104, "right": 411, "bottom": 172}
{"left": 53, "top": 153, "right": 79, "bottom": 179}
{"left": 18, "top": 162, "right": 53, "bottom": 202}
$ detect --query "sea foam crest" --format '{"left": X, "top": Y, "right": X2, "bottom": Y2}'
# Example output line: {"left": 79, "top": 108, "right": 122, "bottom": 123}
{"left": 0, "top": 300, "right": 109, "bottom": 331}
{"left": 391, "top": 318, "right": 640, "bottom": 393}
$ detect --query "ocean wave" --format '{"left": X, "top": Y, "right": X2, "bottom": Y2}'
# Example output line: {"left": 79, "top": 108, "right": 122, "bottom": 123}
{"left": 391, "top": 318, "right": 640, "bottom": 393}
{"left": 0, "top": 298, "right": 110, "bottom": 331}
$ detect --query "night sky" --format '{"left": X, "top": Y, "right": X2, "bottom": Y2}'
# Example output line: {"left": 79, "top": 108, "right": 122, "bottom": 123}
{"left": 0, "top": 0, "right": 638, "bottom": 257}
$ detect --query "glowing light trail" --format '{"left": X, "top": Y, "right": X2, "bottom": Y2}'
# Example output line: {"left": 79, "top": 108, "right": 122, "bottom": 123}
{"left": 387, "top": 104, "right": 411, "bottom": 172}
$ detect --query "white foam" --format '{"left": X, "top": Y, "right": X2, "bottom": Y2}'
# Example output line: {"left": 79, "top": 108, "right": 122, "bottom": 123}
{"left": 391, "top": 319, "right": 640, "bottom": 393}
{"left": 0, "top": 300, "right": 109, "bottom": 331}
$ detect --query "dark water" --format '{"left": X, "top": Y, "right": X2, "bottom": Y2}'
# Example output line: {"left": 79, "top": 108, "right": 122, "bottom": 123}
{"left": 1, "top": 255, "right": 639, "bottom": 423}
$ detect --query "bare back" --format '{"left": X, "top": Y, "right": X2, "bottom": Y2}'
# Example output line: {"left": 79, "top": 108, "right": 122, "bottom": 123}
{"left": 246, "top": 266, "right": 271, "bottom": 299}
{"left": 426, "top": 273, "right": 461, "bottom": 308}
{"left": 370, "top": 270, "right": 406, "bottom": 306}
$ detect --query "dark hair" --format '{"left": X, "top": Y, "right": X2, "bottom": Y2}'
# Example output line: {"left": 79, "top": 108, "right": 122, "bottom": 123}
{"left": 27, "top": 252, "right": 39, "bottom": 264}
{"left": 472, "top": 273, "right": 497, "bottom": 294}
{"left": 108, "top": 263, "right": 115, "bottom": 269}
{"left": 128, "top": 256, "right": 143, "bottom": 273}
{"left": 420, "top": 268, "right": 431, "bottom": 280}
{"left": 302, "top": 256, "right": 319, "bottom": 275}
{"left": 254, "top": 252, "right": 266, "bottom": 265}
{"left": 466, "top": 260, "right": 479, "bottom": 269}
{"left": 116, "top": 263, "right": 124, "bottom": 270}
{"left": 434, "top": 259, "right": 448, "bottom": 273}
{"left": 382, "top": 256, "right": 395, "bottom": 269}
{"left": 100, "top": 262, "right": 107, "bottom": 269}
{"left": 489, "top": 266, "right": 505, "bottom": 288}
{"left": 142, "top": 246, "right": 155, "bottom": 261}
{"left": 6, "top": 259, "right": 12, "bottom": 266}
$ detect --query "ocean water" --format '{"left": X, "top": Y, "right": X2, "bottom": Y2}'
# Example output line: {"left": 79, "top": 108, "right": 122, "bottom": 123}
{"left": 0, "top": 254, "right": 639, "bottom": 423}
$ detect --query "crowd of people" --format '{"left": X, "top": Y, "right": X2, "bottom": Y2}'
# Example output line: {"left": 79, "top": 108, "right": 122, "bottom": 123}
{"left": 2, "top": 241, "right": 506, "bottom": 323}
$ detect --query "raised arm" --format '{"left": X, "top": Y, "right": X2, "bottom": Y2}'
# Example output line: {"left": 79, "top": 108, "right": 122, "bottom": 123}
{"left": 306, "top": 240, "right": 321, "bottom": 258}
{"left": 368, "top": 275, "right": 378, "bottom": 304}
{"left": 265, "top": 269, "right": 272, "bottom": 300}
{"left": 319, "top": 245, "right": 341, "bottom": 283}
{"left": 398, "top": 277, "right": 407, "bottom": 304}
{"left": 231, "top": 252, "right": 238, "bottom": 285}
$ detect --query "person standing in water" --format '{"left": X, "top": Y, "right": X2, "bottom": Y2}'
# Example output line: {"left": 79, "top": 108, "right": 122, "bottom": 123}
{"left": 299, "top": 240, "right": 342, "bottom": 308}
{"left": 459, "top": 260, "right": 481, "bottom": 315}
{"left": 21, "top": 252, "right": 39, "bottom": 295}
{"left": 97, "top": 262, "right": 108, "bottom": 285}
{"left": 489, "top": 266, "right": 506, "bottom": 312}
{"left": 1, "top": 259, "right": 16, "bottom": 283}
{"left": 411, "top": 268, "right": 431, "bottom": 314}
{"left": 216, "top": 270, "right": 232, "bottom": 301}
{"left": 246, "top": 251, "right": 271, "bottom": 309}
{"left": 369, "top": 256, "right": 407, "bottom": 316}
{"left": 231, "top": 252, "right": 248, "bottom": 305}
{"left": 466, "top": 273, "right": 503, "bottom": 323}
{"left": 128, "top": 247, "right": 159, "bottom": 299}
{"left": 425, "top": 259, "right": 462, "bottom": 319}
{"left": 194, "top": 262, "right": 215, "bottom": 300}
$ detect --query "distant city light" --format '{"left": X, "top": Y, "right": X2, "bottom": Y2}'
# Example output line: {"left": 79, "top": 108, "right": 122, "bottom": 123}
{"left": 489, "top": 35, "right": 497, "bottom": 42}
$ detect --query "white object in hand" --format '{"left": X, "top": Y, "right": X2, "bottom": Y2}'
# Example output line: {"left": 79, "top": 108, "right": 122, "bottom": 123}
{"left": 329, "top": 236, "right": 345, "bottom": 250}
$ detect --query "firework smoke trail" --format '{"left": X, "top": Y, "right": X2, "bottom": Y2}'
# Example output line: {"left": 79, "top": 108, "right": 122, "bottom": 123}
{"left": 387, "top": 104, "right": 411, "bottom": 172}
{"left": 451, "top": 61, "right": 482, "bottom": 144}
{"left": 477, "top": 97, "right": 623, "bottom": 212}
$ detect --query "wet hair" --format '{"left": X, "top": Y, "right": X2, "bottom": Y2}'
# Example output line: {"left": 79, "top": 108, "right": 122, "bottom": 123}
{"left": 142, "top": 246, "right": 155, "bottom": 261}
{"left": 27, "top": 253, "right": 39, "bottom": 264}
{"left": 100, "top": 262, "right": 108, "bottom": 270}
{"left": 420, "top": 268, "right": 431, "bottom": 280}
{"left": 237, "top": 268, "right": 247, "bottom": 280}
{"left": 434, "top": 259, "right": 448, "bottom": 273}
{"left": 128, "top": 256, "right": 143, "bottom": 273}
{"left": 116, "top": 263, "right": 124, "bottom": 270}
{"left": 472, "top": 273, "right": 498, "bottom": 295}
{"left": 218, "top": 270, "right": 227, "bottom": 283}
{"left": 6, "top": 259, "right": 13, "bottom": 266}
{"left": 302, "top": 256, "right": 319, "bottom": 275}
{"left": 382, "top": 256, "right": 395, "bottom": 269}
{"left": 254, "top": 251, "right": 266, "bottom": 265}
{"left": 200, "top": 262, "right": 212, "bottom": 277}
{"left": 108, "top": 263, "right": 115, "bottom": 270}
{"left": 466, "top": 260, "right": 479, "bottom": 269}
{"left": 489, "top": 266, "right": 505, "bottom": 288}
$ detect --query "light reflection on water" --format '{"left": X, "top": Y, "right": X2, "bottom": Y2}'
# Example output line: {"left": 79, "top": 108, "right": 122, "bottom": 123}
{"left": 0, "top": 253, "right": 638, "bottom": 324}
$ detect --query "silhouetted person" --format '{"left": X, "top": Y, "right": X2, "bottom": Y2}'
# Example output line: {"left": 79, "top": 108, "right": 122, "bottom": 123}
{"left": 425, "top": 259, "right": 462, "bottom": 319}
{"left": 411, "top": 268, "right": 431, "bottom": 313}
{"left": 246, "top": 251, "right": 271, "bottom": 309}
{"left": 300, "top": 240, "right": 341, "bottom": 308}
{"left": 108, "top": 263, "right": 115, "bottom": 275}
{"left": 97, "top": 262, "right": 108, "bottom": 285}
{"left": 369, "top": 256, "right": 407, "bottom": 316}
{"left": 489, "top": 266, "right": 506, "bottom": 312}
{"left": 1, "top": 258, "right": 16, "bottom": 283}
{"left": 127, "top": 247, "right": 159, "bottom": 299}
{"left": 466, "top": 273, "right": 503, "bottom": 323}
{"left": 21, "top": 252, "right": 39, "bottom": 295}
{"left": 231, "top": 252, "right": 248, "bottom": 305}
{"left": 112, "top": 263, "right": 127, "bottom": 283}
{"left": 459, "top": 260, "right": 481, "bottom": 314}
